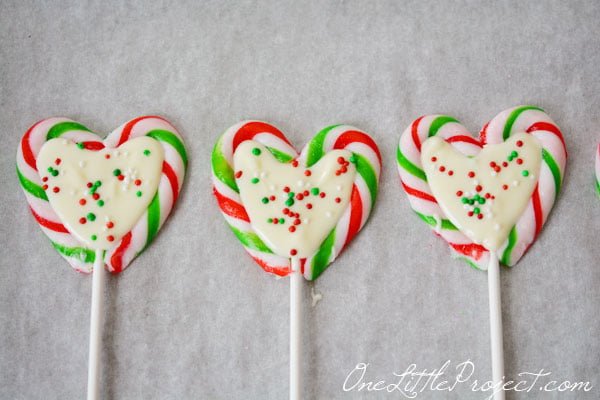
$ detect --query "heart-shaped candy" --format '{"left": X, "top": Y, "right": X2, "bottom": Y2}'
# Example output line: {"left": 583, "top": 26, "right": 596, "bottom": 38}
{"left": 397, "top": 106, "right": 567, "bottom": 269}
{"left": 17, "top": 116, "right": 187, "bottom": 273}
{"left": 212, "top": 121, "right": 381, "bottom": 280}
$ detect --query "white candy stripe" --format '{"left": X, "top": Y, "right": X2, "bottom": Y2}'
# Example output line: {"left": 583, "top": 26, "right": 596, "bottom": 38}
{"left": 253, "top": 133, "right": 297, "bottom": 155}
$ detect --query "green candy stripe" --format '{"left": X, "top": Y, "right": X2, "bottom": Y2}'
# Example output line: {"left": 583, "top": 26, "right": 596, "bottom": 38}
{"left": 457, "top": 256, "right": 482, "bottom": 271}
{"left": 310, "top": 228, "right": 336, "bottom": 280}
{"left": 230, "top": 226, "right": 273, "bottom": 254}
{"left": 501, "top": 226, "right": 518, "bottom": 265}
{"left": 596, "top": 179, "right": 600, "bottom": 197}
{"left": 16, "top": 166, "right": 48, "bottom": 200}
{"left": 266, "top": 146, "right": 294, "bottom": 163}
{"left": 396, "top": 146, "right": 427, "bottom": 181}
{"left": 46, "top": 121, "right": 92, "bottom": 140}
{"left": 414, "top": 211, "right": 458, "bottom": 230}
{"left": 428, "top": 116, "right": 459, "bottom": 137}
{"left": 502, "top": 106, "right": 544, "bottom": 140}
{"left": 305, "top": 125, "right": 340, "bottom": 167}
{"left": 146, "top": 193, "right": 160, "bottom": 247}
{"left": 211, "top": 137, "right": 239, "bottom": 193}
{"left": 51, "top": 241, "right": 95, "bottom": 263}
{"left": 542, "top": 149, "right": 562, "bottom": 194}
{"left": 146, "top": 129, "right": 188, "bottom": 170}
{"left": 354, "top": 153, "right": 378, "bottom": 204}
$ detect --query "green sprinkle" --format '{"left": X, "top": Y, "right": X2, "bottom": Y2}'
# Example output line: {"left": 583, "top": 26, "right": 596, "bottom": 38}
{"left": 251, "top": 177, "right": 259, "bottom": 184}
{"left": 252, "top": 148, "right": 262, "bottom": 156}
{"left": 473, "top": 207, "right": 480, "bottom": 214}
{"left": 511, "top": 151, "right": 518, "bottom": 158}
{"left": 87, "top": 213, "right": 96, "bottom": 221}
{"left": 261, "top": 197, "right": 269, "bottom": 204}
{"left": 77, "top": 142, "right": 85, "bottom": 149}
{"left": 113, "top": 169, "right": 121, "bottom": 176}
{"left": 51, "top": 170, "right": 59, "bottom": 177}
{"left": 522, "top": 170, "right": 529, "bottom": 177}
{"left": 285, "top": 198, "right": 294, "bottom": 207}
{"left": 47, "top": 167, "right": 53, "bottom": 173}
{"left": 91, "top": 234, "right": 97, "bottom": 241}
{"left": 136, "top": 191, "right": 142, "bottom": 197}
{"left": 468, "top": 199, "right": 475, "bottom": 205}
{"left": 143, "top": 149, "right": 151, "bottom": 156}
{"left": 95, "top": 180, "right": 102, "bottom": 187}
{"left": 349, "top": 154, "right": 358, "bottom": 164}
{"left": 288, "top": 192, "right": 295, "bottom": 198}
{"left": 478, "top": 198, "right": 486, "bottom": 204}
{"left": 267, "top": 218, "right": 273, "bottom": 223}
{"left": 97, "top": 200, "right": 104, "bottom": 207}
{"left": 279, "top": 218, "right": 285, "bottom": 224}
{"left": 461, "top": 197, "right": 469, "bottom": 204}
{"left": 311, "top": 188, "right": 320, "bottom": 195}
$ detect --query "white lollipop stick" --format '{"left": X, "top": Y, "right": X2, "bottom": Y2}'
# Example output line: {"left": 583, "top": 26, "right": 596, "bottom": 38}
{"left": 87, "top": 249, "right": 105, "bottom": 400}
{"left": 487, "top": 253, "right": 505, "bottom": 400}
{"left": 289, "top": 257, "right": 302, "bottom": 400}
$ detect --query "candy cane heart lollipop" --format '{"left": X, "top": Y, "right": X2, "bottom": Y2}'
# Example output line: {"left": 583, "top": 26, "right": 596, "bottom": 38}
{"left": 397, "top": 106, "right": 567, "bottom": 269}
{"left": 17, "top": 116, "right": 187, "bottom": 273}
{"left": 212, "top": 121, "right": 381, "bottom": 280}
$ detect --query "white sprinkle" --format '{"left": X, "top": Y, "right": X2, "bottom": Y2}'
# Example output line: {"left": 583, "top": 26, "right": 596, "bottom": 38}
{"left": 336, "top": 185, "right": 342, "bottom": 191}
{"left": 325, "top": 211, "right": 332, "bottom": 218}
{"left": 494, "top": 224, "right": 501, "bottom": 231}
{"left": 530, "top": 174, "right": 536, "bottom": 179}
{"left": 104, "top": 216, "right": 110, "bottom": 222}
{"left": 79, "top": 161, "right": 86, "bottom": 168}
{"left": 69, "top": 190, "right": 76, "bottom": 196}
{"left": 102, "top": 227, "right": 108, "bottom": 232}
{"left": 473, "top": 179, "right": 479, "bottom": 185}
{"left": 512, "top": 180, "right": 519, "bottom": 186}
{"left": 297, "top": 180, "right": 304, "bottom": 187}
{"left": 463, "top": 204, "right": 470, "bottom": 210}
{"left": 114, "top": 150, "right": 120, "bottom": 157}
{"left": 491, "top": 171, "right": 497, "bottom": 177}
{"left": 123, "top": 151, "right": 129, "bottom": 156}
{"left": 269, "top": 185, "right": 276, "bottom": 191}
{"left": 305, "top": 181, "right": 311, "bottom": 188}
{"left": 260, "top": 172, "right": 267, "bottom": 178}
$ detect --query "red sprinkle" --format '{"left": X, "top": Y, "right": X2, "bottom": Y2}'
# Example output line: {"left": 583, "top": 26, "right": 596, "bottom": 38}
{"left": 296, "top": 193, "right": 304, "bottom": 200}
{"left": 468, "top": 171, "right": 475, "bottom": 178}
{"left": 283, "top": 186, "right": 290, "bottom": 193}
{"left": 87, "top": 182, "right": 93, "bottom": 188}
{"left": 477, "top": 214, "right": 484, "bottom": 220}
{"left": 468, "top": 211, "right": 474, "bottom": 217}
{"left": 42, "top": 177, "right": 48, "bottom": 182}
{"left": 431, "top": 156, "right": 437, "bottom": 162}
{"left": 283, "top": 208, "right": 290, "bottom": 215}
{"left": 303, "top": 190, "right": 309, "bottom": 196}
{"left": 502, "top": 184, "right": 508, "bottom": 190}
{"left": 294, "top": 219, "right": 301, "bottom": 225}
{"left": 456, "top": 190, "right": 463, "bottom": 196}
{"left": 516, "top": 140, "right": 523, "bottom": 147}
{"left": 235, "top": 171, "right": 243, "bottom": 178}
{"left": 92, "top": 193, "right": 100, "bottom": 200}
{"left": 107, "top": 235, "right": 115, "bottom": 242}
{"left": 335, "top": 197, "right": 341, "bottom": 203}
{"left": 304, "top": 170, "right": 311, "bottom": 176}
{"left": 105, "top": 154, "right": 111, "bottom": 159}
{"left": 306, "top": 203, "right": 313, "bottom": 209}
{"left": 55, "top": 158, "right": 61, "bottom": 165}
{"left": 42, "top": 184, "right": 48, "bottom": 190}
{"left": 53, "top": 187, "right": 60, "bottom": 193}
{"left": 79, "top": 217, "right": 86, "bottom": 224}
{"left": 516, "top": 158, "right": 523, "bottom": 165}
{"left": 502, "top": 162, "right": 508, "bottom": 167}
{"left": 439, "top": 166, "right": 446, "bottom": 172}
{"left": 448, "top": 170, "right": 454, "bottom": 176}
{"left": 490, "top": 161, "right": 496, "bottom": 167}
{"left": 290, "top": 249, "right": 297, "bottom": 256}
{"left": 289, "top": 226, "right": 296, "bottom": 233}
{"left": 269, "top": 195, "right": 276, "bottom": 201}
{"left": 118, "top": 175, "right": 125, "bottom": 181}
{"left": 291, "top": 160, "right": 298, "bottom": 168}
{"left": 134, "top": 179, "right": 142, "bottom": 186}
{"left": 106, "top": 221, "right": 114, "bottom": 229}
{"left": 319, "top": 192, "right": 326, "bottom": 198}
{"left": 335, "top": 171, "right": 341, "bottom": 176}
{"left": 340, "top": 166, "right": 347, "bottom": 173}
{"left": 273, "top": 218, "right": 278, "bottom": 224}
{"left": 475, "top": 185, "right": 482, "bottom": 192}
{"left": 79, "top": 198, "right": 87, "bottom": 205}
{"left": 485, "top": 193, "right": 491, "bottom": 199}
{"left": 494, "top": 166, "right": 501, "bottom": 173}
{"left": 337, "top": 157, "right": 345, "bottom": 164}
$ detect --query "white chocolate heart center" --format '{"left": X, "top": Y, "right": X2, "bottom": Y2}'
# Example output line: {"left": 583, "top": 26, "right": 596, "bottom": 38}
{"left": 421, "top": 133, "right": 542, "bottom": 251}
{"left": 234, "top": 140, "right": 357, "bottom": 258}
{"left": 36, "top": 137, "right": 164, "bottom": 250}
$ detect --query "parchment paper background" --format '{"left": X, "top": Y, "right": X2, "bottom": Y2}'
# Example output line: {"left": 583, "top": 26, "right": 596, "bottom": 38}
{"left": 1, "top": 1, "right": 599, "bottom": 399}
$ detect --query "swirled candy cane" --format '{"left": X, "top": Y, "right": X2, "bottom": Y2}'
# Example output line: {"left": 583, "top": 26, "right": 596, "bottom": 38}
{"left": 212, "top": 121, "right": 381, "bottom": 399}
{"left": 17, "top": 116, "right": 187, "bottom": 400}
{"left": 397, "top": 106, "right": 567, "bottom": 400}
